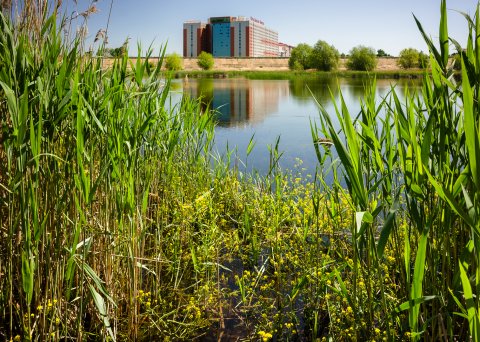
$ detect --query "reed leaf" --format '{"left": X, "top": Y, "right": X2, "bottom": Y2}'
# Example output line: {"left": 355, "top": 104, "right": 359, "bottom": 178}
{"left": 439, "top": 0, "right": 449, "bottom": 67}
{"left": 89, "top": 284, "right": 116, "bottom": 341}
{"left": 458, "top": 261, "right": 479, "bottom": 340}
{"left": 410, "top": 231, "right": 428, "bottom": 338}
{"left": 461, "top": 56, "right": 480, "bottom": 190}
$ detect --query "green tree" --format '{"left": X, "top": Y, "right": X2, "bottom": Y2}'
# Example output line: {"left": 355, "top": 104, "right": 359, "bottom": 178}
{"left": 197, "top": 51, "right": 214, "bottom": 70}
{"left": 106, "top": 46, "right": 126, "bottom": 58}
{"left": 165, "top": 53, "right": 183, "bottom": 71}
{"left": 377, "top": 49, "right": 388, "bottom": 57}
{"left": 288, "top": 43, "right": 313, "bottom": 70}
{"left": 347, "top": 45, "right": 377, "bottom": 71}
{"left": 309, "top": 40, "right": 340, "bottom": 71}
{"left": 398, "top": 48, "right": 421, "bottom": 69}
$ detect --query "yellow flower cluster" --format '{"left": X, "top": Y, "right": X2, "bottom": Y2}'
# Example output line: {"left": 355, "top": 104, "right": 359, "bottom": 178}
{"left": 258, "top": 330, "right": 273, "bottom": 341}
{"left": 47, "top": 298, "right": 57, "bottom": 310}
{"left": 186, "top": 296, "right": 202, "bottom": 320}
{"left": 137, "top": 290, "right": 153, "bottom": 309}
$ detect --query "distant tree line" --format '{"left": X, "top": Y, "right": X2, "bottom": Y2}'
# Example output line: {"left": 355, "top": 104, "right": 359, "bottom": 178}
{"left": 289, "top": 41, "right": 429, "bottom": 71}
{"left": 105, "top": 41, "right": 430, "bottom": 72}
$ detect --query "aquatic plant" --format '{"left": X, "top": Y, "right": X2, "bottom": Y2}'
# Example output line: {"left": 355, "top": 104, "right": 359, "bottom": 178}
{"left": 312, "top": 0, "right": 480, "bottom": 340}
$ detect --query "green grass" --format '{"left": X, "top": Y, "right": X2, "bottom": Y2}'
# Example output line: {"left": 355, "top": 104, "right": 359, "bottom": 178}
{"left": 1, "top": 0, "right": 480, "bottom": 341}
{"left": 171, "top": 69, "right": 426, "bottom": 80}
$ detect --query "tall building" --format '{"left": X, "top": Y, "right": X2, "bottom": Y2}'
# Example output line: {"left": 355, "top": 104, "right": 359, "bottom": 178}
{"left": 183, "top": 21, "right": 211, "bottom": 57}
{"left": 183, "top": 16, "right": 281, "bottom": 58}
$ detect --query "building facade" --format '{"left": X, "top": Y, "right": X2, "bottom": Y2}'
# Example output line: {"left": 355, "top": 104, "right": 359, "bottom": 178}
{"left": 245, "top": 17, "right": 278, "bottom": 57}
{"left": 183, "top": 21, "right": 201, "bottom": 58}
{"left": 183, "top": 16, "right": 281, "bottom": 58}
{"left": 210, "top": 17, "right": 233, "bottom": 57}
{"left": 183, "top": 21, "right": 212, "bottom": 57}
{"left": 230, "top": 19, "right": 248, "bottom": 57}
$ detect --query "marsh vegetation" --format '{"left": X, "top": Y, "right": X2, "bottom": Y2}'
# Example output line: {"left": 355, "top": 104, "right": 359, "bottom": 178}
{"left": 1, "top": 1, "right": 480, "bottom": 341}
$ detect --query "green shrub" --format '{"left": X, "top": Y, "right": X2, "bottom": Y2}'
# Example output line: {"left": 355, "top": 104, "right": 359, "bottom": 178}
{"left": 290, "top": 60, "right": 303, "bottom": 70}
{"left": 309, "top": 40, "right": 340, "bottom": 71}
{"left": 397, "top": 48, "right": 423, "bottom": 69}
{"left": 165, "top": 53, "right": 183, "bottom": 71}
{"left": 197, "top": 51, "right": 214, "bottom": 70}
{"left": 346, "top": 45, "right": 377, "bottom": 71}
{"left": 288, "top": 43, "right": 313, "bottom": 70}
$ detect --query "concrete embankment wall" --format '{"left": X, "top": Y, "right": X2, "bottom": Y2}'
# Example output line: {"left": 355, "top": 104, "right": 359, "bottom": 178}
{"left": 103, "top": 57, "right": 401, "bottom": 71}
{"left": 183, "top": 57, "right": 290, "bottom": 71}
{"left": 182, "top": 57, "right": 401, "bottom": 71}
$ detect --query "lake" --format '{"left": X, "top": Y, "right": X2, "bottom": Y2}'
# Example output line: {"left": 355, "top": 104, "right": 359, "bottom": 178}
{"left": 173, "top": 77, "right": 422, "bottom": 176}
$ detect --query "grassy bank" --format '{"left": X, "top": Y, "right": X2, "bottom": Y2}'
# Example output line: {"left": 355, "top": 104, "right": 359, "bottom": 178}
{"left": 171, "top": 69, "right": 426, "bottom": 80}
{"left": 1, "top": 1, "right": 480, "bottom": 341}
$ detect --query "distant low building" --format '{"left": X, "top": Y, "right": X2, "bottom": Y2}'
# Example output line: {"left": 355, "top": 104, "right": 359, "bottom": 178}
{"left": 183, "top": 16, "right": 284, "bottom": 58}
{"left": 278, "top": 42, "right": 294, "bottom": 58}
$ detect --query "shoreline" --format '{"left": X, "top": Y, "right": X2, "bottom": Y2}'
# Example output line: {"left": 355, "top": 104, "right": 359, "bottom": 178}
{"left": 170, "top": 69, "right": 426, "bottom": 80}
{"left": 103, "top": 57, "right": 428, "bottom": 79}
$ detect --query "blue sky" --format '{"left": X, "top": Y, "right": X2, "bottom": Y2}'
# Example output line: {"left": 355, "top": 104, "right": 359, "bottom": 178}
{"left": 69, "top": 0, "right": 479, "bottom": 56}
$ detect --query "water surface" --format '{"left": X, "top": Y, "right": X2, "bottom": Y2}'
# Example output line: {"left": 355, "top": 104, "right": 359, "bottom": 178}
{"left": 175, "top": 77, "right": 421, "bottom": 176}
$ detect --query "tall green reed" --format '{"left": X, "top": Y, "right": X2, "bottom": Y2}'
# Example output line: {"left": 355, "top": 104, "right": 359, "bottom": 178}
{"left": 0, "top": 2, "right": 219, "bottom": 339}
{"left": 312, "top": 0, "right": 480, "bottom": 340}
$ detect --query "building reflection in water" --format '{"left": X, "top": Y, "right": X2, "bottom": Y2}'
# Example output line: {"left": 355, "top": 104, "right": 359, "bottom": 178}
{"left": 182, "top": 78, "right": 289, "bottom": 127}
